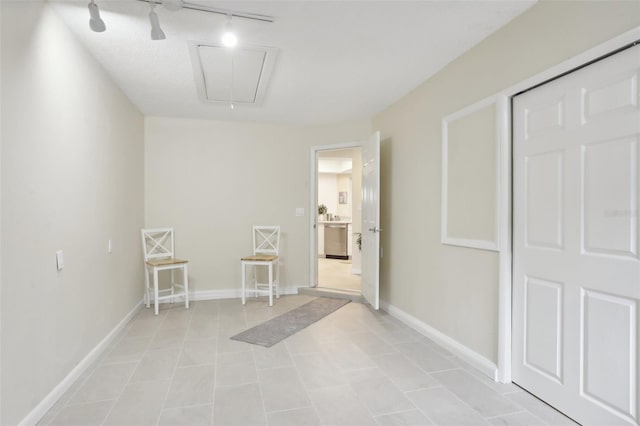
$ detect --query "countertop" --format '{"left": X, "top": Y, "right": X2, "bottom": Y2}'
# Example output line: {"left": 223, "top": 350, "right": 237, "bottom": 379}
{"left": 318, "top": 220, "right": 352, "bottom": 225}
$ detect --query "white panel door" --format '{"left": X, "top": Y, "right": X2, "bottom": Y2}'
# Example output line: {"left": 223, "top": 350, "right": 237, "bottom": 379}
{"left": 362, "top": 131, "right": 381, "bottom": 309}
{"left": 513, "top": 44, "right": 640, "bottom": 426}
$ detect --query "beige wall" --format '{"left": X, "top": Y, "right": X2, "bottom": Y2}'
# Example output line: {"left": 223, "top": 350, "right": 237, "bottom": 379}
{"left": 2, "top": 1, "right": 638, "bottom": 423}
{"left": 0, "top": 2, "right": 145, "bottom": 424}
{"left": 374, "top": 1, "right": 640, "bottom": 363}
{"left": 144, "top": 117, "right": 371, "bottom": 293}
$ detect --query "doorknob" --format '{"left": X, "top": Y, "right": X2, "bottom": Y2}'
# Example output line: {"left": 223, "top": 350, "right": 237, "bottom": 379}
{"left": 368, "top": 227, "right": 383, "bottom": 233}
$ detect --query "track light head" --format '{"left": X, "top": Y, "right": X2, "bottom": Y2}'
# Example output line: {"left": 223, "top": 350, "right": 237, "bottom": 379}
{"left": 221, "top": 14, "right": 238, "bottom": 48}
{"left": 221, "top": 31, "right": 238, "bottom": 48}
{"left": 148, "top": 2, "right": 166, "bottom": 40}
{"left": 88, "top": 0, "right": 106, "bottom": 32}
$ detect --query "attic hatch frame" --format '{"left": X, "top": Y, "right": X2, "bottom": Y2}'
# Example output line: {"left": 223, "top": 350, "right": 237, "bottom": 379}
{"left": 188, "top": 41, "right": 279, "bottom": 106}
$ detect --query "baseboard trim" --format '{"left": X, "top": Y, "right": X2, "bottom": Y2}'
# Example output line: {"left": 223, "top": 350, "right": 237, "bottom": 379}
{"left": 157, "top": 286, "right": 303, "bottom": 303}
{"left": 380, "top": 301, "right": 498, "bottom": 381}
{"left": 191, "top": 287, "right": 300, "bottom": 300}
{"left": 20, "top": 300, "right": 143, "bottom": 426}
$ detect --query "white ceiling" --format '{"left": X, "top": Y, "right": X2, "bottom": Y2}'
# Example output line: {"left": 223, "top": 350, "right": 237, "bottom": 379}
{"left": 49, "top": 0, "right": 536, "bottom": 125}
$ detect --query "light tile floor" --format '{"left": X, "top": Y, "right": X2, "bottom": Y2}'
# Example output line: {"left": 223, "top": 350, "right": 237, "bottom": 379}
{"left": 39, "top": 296, "right": 578, "bottom": 426}
{"left": 318, "top": 258, "right": 361, "bottom": 292}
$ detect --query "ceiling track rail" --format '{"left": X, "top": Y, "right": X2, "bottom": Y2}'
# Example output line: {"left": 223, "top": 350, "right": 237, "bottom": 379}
{"left": 136, "top": 0, "right": 275, "bottom": 23}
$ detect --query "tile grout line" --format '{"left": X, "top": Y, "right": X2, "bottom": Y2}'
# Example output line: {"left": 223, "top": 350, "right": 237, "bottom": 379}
{"left": 100, "top": 316, "right": 159, "bottom": 425}
{"left": 483, "top": 409, "right": 531, "bottom": 420}
{"left": 371, "top": 407, "right": 423, "bottom": 420}
{"left": 243, "top": 302, "right": 270, "bottom": 425}
{"left": 106, "top": 305, "right": 173, "bottom": 425}
{"left": 285, "top": 334, "right": 320, "bottom": 422}
{"left": 427, "top": 372, "right": 523, "bottom": 423}
{"left": 152, "top": 307, "right": 193, "bottom": 426}
{"left": 211, "top": 300, "right": 221, "bottom": 426}
{"left": 98, "top": 348, "right": 148, "bottom": 424}
{"left": 346, "top": 345, "right": 420, "bottom": 421}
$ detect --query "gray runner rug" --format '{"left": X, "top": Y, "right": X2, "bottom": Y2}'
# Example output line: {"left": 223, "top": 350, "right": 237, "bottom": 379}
{"left": 230, "top": 297, "right": 351, "bottom": 347}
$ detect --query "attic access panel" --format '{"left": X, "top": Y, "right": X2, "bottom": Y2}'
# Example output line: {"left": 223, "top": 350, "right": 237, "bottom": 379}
{"left": 189, "top": 41, "right": 278, "bottom": 105}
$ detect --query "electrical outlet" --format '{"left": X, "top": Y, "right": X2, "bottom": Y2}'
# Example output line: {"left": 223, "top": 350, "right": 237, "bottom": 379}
{"left": 56, "top": 250, "right": 64, "bottom": 270}
{"left": 295, "top": 207, "right": 305, "bottom": 217}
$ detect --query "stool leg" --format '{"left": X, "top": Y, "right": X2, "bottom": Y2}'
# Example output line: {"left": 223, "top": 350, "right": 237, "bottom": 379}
{"left": 268, "top": 263, "right": 273, "bottom": 307}
{"left": 153, "top": 268, "right": 159, "bottom": 315}
{"left": 170, "top": 269, "right": 175, "bottom": 304}
{"left": 241, "top": 262, "right": 246, "bottom": 305}
{"left": 254, "top": 266, "right": 258, "bottom": 298}
{"left": 144, "top": 266, "right": 151, "bottom": 309}
{"left": 275, "top": 260, "right": 280, "bottom": 299}
{"left": 184, "top": 264, "right": 189, "bottom": 309}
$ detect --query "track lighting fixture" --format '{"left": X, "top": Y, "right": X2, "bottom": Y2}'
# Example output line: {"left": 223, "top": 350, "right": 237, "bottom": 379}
{"left": 149, "top": 1, "right": 166, "bottom": 40}
{"left": 88, "top": 0, "right": 106, "bottom": 32}
{"left": 86, "top": 1, "right": 273, "bottom": 42}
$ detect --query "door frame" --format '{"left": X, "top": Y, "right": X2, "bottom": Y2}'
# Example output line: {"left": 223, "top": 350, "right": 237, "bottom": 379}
{"left": 309, "top": 141, "right": 362, "bottom": 288}
{"left": 495, "top": 26, "right": 640, "bottom": 383}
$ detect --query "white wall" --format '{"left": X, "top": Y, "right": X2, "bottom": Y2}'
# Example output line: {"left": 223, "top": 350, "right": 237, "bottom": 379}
{"left": 0, "top": 2, "right": 145, "bottom": 424}
{"left": 336, "top": 174, "right": 352, "bottom": 219}
{"left": 317, "top": 172, "right": 353, "bottom": 219}
{"left": 145, "top": 117, "right": 371, "bottom": 294}
{"left": 374, "top": 1, "right": 640, "bottom": 363}
{"left": 318, "top": 173, "right": 338, "bottom": 215}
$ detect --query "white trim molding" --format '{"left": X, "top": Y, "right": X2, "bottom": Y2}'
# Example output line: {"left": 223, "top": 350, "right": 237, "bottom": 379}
{"left": 380, "top": 301, "right": 498, "bottom": 380}
{"left": 154, "top": 286, "right": 303, "bottom": 304}
{"left": 187, "top": 286, "right": 301, "bottom": 301}
{"left": 496, "top": 94, "right": 513, "bottom": 383}
{"left": 441, "top": 95, "right": 501, "bottom": 252}
{"left": 309, "top": 141, "right": 363, "bottom": 289}
{"left": 19, "top": 301, "right": 143, "bottom": 426}
{"left": 494, "top": 26, "right": 640, "bottom": 384}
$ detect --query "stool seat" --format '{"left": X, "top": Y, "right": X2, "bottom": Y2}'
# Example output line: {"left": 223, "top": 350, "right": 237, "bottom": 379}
{"left": 241, "top": 254, "right": 278, "bottom": 262}
{"left": 146, "top": 258, "right": 188, "bottom": 267}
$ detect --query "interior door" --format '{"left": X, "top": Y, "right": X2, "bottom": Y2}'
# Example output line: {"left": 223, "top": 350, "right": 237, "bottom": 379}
{"left": 362, "top": 131, "right": 381, "bottom": 309}
{"left": 512, "top": 44, "right": 640, "bottom": 426}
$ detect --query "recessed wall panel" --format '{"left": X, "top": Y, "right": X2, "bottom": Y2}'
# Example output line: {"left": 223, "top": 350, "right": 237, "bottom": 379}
{"left": 583, "top": 72, "right": 639, "bottom": 123}
{"left": 582, "top": 289, "right": 637, "bottom": 420}
{"left": 526, "top": 151, "right": 563, "bottom": 249}
{"left": 445, "top": 104, "right": 497, "bottom": 245}
{"left": 525, "top": 99, "right": 564, "bottom": 140}
{"left": 583, "top": 137, "right": 638, "bottom": 258}
{"left": 524, "top": 277, "right": 563, "bottom": 382}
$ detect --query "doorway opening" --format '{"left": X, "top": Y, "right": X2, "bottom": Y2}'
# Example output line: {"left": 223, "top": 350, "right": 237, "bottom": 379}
{"left": 315, "top": 147, "right": 363, "bottom": 293}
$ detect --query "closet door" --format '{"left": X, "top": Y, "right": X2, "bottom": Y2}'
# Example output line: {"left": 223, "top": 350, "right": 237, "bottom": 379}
{"left": 512, "top": 44, "right": 640, "bottom": 426}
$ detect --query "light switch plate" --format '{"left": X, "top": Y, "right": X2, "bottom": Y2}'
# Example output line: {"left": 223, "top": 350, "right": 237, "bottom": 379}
{"left": 56, "top": 250, "right": 64, "bottom": 270}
